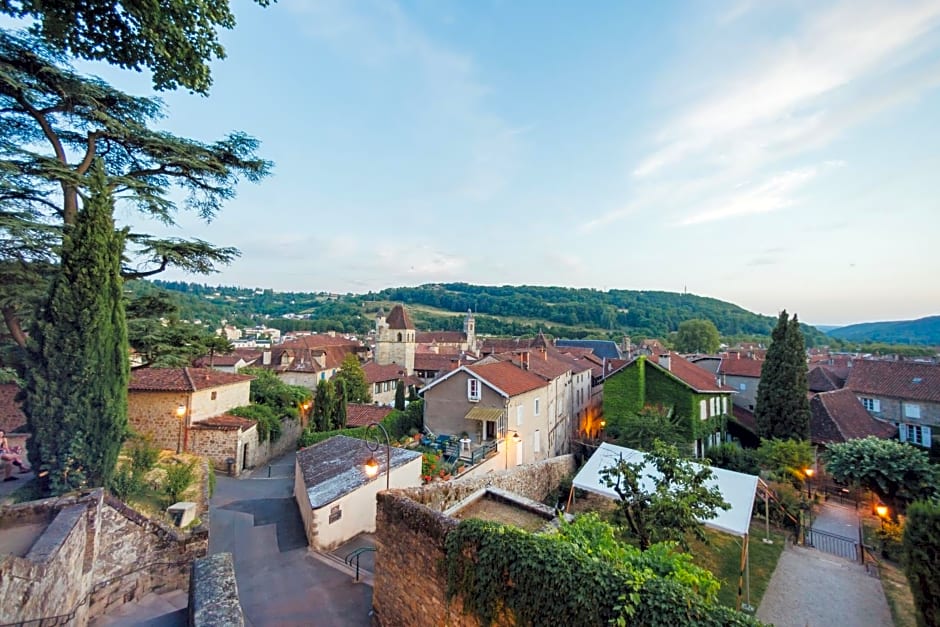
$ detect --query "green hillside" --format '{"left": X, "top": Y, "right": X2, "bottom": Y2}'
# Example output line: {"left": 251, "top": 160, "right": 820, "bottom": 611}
{"left": 139, "top": 280, "right": 830, "bottom": 345}
{"left": 827, "top": 316, "right": 940, "bottom": 345}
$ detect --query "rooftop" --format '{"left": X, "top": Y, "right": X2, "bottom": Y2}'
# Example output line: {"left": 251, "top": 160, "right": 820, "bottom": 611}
{"left": 846, "top": 359, "right": 940, "bottom": 403}
{"left": 129, "top": 368, "right": 254, "bottom": 392}
{"left": 810, "top": 389, "right": 897, "bottom": 444}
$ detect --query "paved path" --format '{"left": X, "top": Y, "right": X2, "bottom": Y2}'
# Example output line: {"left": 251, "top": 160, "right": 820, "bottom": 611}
{"left": 757, "top": 542, "right": 891, "bottom": 626}
{"left": 211, "top": 451, "right": 374, "bottom": 627}
{"left": 807, "top": 501, "right": 862, "bottom": 561}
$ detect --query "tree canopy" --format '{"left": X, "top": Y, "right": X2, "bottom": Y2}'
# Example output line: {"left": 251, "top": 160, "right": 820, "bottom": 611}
{"left": 754, "top": 311, "right": 810, "bottom": 440}
{"left": 0, "top": 0, "right": 272, "bottom": 94}
{"left": 903, "top": 500, "right": 940, "bottom": 627}
{"left": 333, "top": 354, "right": 371, "bottom": 404}
{"left": 599, "top": 440, "right": 729, "bottom": 550}
{"left": 825, "top": 437, "right": 937, "bottom": 520}
{"left": 674, "top": 319, "right": 721, "bottom": 354}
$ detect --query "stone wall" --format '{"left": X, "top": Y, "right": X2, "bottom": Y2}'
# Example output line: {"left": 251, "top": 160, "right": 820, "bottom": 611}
{"left": 253, "top": 417, "right": 301, "bottom": 468}
{"left": 0, "top": 488, "right": 208, "bottom": 626}
{"left": 190, "top": 426, "right": 241, "bottom": 473}
{"left": 128, "top": 391, "right": 191, "bottom": 450}
{"left": 372, "top": 455, "right": 575, "bottom": 626}
{"left": 189, "top": 553, "right": 244, "bottom": 626}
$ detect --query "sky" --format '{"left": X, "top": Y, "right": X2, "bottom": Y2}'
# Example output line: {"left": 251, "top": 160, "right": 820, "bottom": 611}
{"left": 37, "top": 1, "right": 940, "bottom": 325}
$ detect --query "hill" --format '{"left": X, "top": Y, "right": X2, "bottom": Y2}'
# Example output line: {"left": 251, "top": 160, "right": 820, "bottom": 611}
{"left": 138, "top": 280, "right": 830, "bottom": 346}
{"left": 827, "top": 316, "right": 940, "bottom": 345}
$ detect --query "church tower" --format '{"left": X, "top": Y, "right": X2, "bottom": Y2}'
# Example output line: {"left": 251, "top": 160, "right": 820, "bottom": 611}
{"left": 463, "top": 309, "right": 477, "bottom": 353}
{"left": 375, "top": 304, "right": 415, "bottom": 374}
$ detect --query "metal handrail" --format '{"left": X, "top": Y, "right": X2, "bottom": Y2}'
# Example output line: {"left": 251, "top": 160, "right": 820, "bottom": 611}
{"left": 343, "top": 546, "right": 376, "bottom": 582}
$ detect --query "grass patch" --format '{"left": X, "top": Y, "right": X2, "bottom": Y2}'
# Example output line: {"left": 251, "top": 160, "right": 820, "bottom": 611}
{"left": 687, "top": 522, "right": 787, "bottom": 610}
{"left": 879, "top": 560, "right": 917, "bottom": 627}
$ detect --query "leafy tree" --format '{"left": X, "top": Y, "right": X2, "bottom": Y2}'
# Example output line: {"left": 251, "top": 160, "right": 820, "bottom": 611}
{"left": 826, "top": 437, "right": 936, "bottom": 520}
{"left": 23, "top": 162, "right": 129, "bottom": 494}
{"left": 333, "top": 353, "right": 371, "bottom": 403}
{"left": 203, "top": 334, "right": 234, "bottom": 367}
{"left": 313, "top": 379, "right": 335, "bottom": 432}
{"left": 229, "top": 404, "right": 280, "bottom": 442}
{"left": 599, "top": 440, "right": 730, "bottom": 550}
{"left": 394, "top": 379, "right": 406, "bottom": 411}
{"left": 1, "top": 0, "right": 272, "bottom": 94}
{"left": 332, "top": 378, "right": 347, "bottom": 430}
{"left": 239, "top": 366, "right": 309, "bottom": 419}
{"left": 754, "top": 311, "right": 809, "bottom": 440}
{"left": 674, "top": 319, "right": 721, "bottom": 354}
{"left": 756, "top": 438, "right": 814, "bottom": 487}
{"left": 903, "top": 500, "right": 940, "bottom": 627}
{"left": 0, "top": 30, "right": 269, "bottom": 353}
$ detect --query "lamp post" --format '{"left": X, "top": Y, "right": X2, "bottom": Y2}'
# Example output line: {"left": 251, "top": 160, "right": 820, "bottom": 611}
{"left": 875, "top": 504, "right": 889, "bottom": 530}
{"left": 505, "top": 431, "right": 520, "bottom": 470}
{"left": 598, "top": 419, "right": 606, "bottom": 440}
{"left": 175, "top": 404, "right": 186, "bottom": 454}
{"left": 804, "top": 467, "right": 814, "bottom": 499}
{"left": 363, "top": 422, "right": 391, "bottom": 490}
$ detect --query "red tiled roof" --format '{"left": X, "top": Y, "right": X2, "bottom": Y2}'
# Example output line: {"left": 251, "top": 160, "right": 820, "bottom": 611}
{"left": 492, "top": 349, "right": 573, "bottom": 380}
{"left": 385, "top": 305, "right": 415, "bottom": 330}
{"left": 190, "top": 414, "right": 257, "bottom": 431}
{"left": 193, "top": 348, "right": 262, "bottom": 368}
{"left": 846, "top": 360, "right": 940, "bottom": 403}
{"left": 345, "top": 403, "right": 395, "bottom": 427}
{"left": 651, "top": 353, "right": 735, "bottom": 393}
{"left": 810, "top": 389, "right": 897, "bottom": 444}
{"left": 480, "top": 337, "right": 540, "bottom": 354}
{"left": 807, "top": 366, "right": 845, "bottom": 393}
{"left": 415, "top": 331, "right": 466, "bottom": 344}
{"left": 414, "top": 353, "right": 466, "bottom": 372}
{"left": 130, "top": 368, "right": 254, "bottom": 392}
{"left": 280, "top": 334, "right": 363, "bottom": 349}
{"left": 467, "top": 361, "right": 547, "bottom": 397}
{"left": 0, "top": 383, "right": 26, "bottom": 433}
{"left": 362, "top": 362, "right": 407, "bottom": 384}
{"left": 718, "top": 357, "right": 763, "bottom": 378}
{"left": 731, "top": 406, "right": 758, "bottom": 433}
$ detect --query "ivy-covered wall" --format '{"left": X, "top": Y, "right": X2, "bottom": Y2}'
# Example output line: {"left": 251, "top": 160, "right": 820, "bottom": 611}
{"left": 603, "top": 357, "right": 727, "bottom": 447}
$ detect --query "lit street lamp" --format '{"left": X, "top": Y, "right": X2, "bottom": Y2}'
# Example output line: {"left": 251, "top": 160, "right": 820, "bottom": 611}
{"left": 804, "top": 467, "right": 815, "bottom": 499}
{"left": 175, "top": 404, "right": 186, "bottom": 454}
{"left": 363, "top": 422, "right": 391, "bottom": 490}
{"left": 875, "top": 504, "right": 889, "bottom": 530}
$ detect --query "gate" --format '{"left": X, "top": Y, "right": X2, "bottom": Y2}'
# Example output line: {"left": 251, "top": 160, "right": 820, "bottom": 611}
{"left": 805, "top": 527, "right": 860, "bottom": 562}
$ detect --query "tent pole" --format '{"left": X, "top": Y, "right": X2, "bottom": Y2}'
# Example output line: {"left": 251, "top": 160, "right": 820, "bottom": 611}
{"left": 745, "top": 534, "right": 752, "bottom": 611}
{"left": 565, "top": 484, "right": 575, "bottom": 513}
{"left": 736, "top": 537, "right": 746, "bottom": 611}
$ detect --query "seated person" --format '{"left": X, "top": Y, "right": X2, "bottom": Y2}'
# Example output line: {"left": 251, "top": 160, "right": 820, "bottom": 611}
{"left": 0, "top": 430, "right": 30, "bottom": 479}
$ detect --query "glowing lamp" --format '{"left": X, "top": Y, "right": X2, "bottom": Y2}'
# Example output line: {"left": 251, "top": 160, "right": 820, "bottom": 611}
{"left": 875, "top": 505, "right": 888, "bottom": 519}
{"left": 364, "top": 455, "right": 380, "bottom": 478}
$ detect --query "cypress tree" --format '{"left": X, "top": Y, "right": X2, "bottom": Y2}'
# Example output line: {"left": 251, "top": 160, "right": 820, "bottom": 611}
{"left": 394, "top": 379, "right": 406, "bottom": 411}
{"left": 333, "top": 379, "right": 347, "bottom": 430}
{"left": 313, "top": 379, "right": 334, "bottom": 432}
{"left": 754, "top": 310, "right": 809, "bottom": 440}
{"left": 23, "top": 162, "right": 130, "bottom": 494}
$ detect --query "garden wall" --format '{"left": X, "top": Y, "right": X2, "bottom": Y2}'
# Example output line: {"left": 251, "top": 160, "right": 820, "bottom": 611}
{"left": 372, "top": 455, "right": 575, "bottom": 626}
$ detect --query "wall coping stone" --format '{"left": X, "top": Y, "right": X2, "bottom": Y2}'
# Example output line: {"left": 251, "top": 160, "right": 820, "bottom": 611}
{"left": 189, "top": 553, "right": 244, "bottom": 627}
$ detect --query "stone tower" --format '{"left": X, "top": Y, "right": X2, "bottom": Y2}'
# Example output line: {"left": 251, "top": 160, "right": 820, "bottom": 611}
{"left": 463, "top": 309, "right": 477, "bottom": 353}
{"left": 375, "top": 304, "right": 415, "bottom": 374}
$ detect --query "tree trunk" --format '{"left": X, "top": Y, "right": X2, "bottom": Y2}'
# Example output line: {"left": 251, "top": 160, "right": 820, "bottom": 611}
{"left": 2, "top": 306, "right": 27, "bottom": 347}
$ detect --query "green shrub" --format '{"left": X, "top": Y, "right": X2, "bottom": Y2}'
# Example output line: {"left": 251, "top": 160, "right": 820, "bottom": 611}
{"left": 706, "top": 443, "right": 759, "bottom": 475}
{"left": 109, "top": 466, "right": 144, "bottom": 501}
{"left": 128, "top": 436, "right": 160, "bottom": 474}
{"left": 163, "top": 460, "right": 197, "bottom": 504}
{"left": 903, "top": 500, "right": 940, "bottom": 627}
{"left": 207, "top": 465, "right": 216, "bottom": 498}
{"left": 229, "top": 404, "right": 282, "bottom": 442}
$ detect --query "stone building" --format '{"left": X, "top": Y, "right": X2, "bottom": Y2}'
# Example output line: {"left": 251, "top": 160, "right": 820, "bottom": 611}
{"left": 375, "top": 305, "right": 478, "bottom": 377}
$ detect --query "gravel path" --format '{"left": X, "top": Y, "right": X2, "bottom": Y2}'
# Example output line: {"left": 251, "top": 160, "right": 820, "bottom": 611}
{"left": 757, "top": 543, "right": 892, "bottom": 627}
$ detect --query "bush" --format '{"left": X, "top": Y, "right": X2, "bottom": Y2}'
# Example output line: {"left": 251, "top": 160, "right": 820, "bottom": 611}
{"left": 903, "top": 500, "right": 940, "bottom": 627}
{"left": 705, "top": 443, "right": 759, "bottom": 475}
{"left": 109, "top": 466, "right": 144, "bottom": 501}
{"left": 229, "top": 404, "right": 282, "bottom": 442}
{"left": 757, "top": 481, "right": 802, "bottom": 532}
{"left": 128, "top": 436, "right": 160, "bottom": 474}
{"left": 757, "top": 438, "right": 814, "bottom": 487}
{"left": 163, "top": 460, "right": 197, "bottom": 504}
{"left": 207, "top": 465, "right": 216, "bottom": 498}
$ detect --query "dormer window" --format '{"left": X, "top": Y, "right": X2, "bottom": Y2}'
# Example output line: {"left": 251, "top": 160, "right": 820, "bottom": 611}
{"left": 468, "top": 378, "right": 481, "bottom": 401}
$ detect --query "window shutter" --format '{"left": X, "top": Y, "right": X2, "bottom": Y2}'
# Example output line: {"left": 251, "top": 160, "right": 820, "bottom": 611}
{"left": 873, "top": 399, "right": 881, "bottom": 413}
{"left": 899, "top": 424, "right": 907, "bottom": 442}
{"left": 923, "top": 425, "right": 932, "bottom": 445}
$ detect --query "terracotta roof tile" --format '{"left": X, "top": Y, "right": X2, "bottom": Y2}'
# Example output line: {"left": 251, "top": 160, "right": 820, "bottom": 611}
{"left": 467, "top": 361, "right": 547, "bottom": 397}
{"left": 130, "top": 368, "right": 254, "bottom": 392}
{"left": 414, "top": 353, "right": 467, "bottom": 372}
{"left": 651, "top": 353, "right": 735, "bottom": 393}
{"left": 190, "top": 414, "right": 257, "bottom": 431}
{"left": 807, "top": 366, "right": 845, "bottom": 393}
{"left": 846, "top": 360, "right": 940, "bottom": 403}
{"left": 345, "top": 403, "right": 395, "bottom": 427}
{"left": 491, "top": 349, "right": 575, "bottom": 380}
{"left": 810, "top": 389, "right": 897, "bottom": 444}
{"left": 731, "top": 406, "right": 757, "bottom": 433}
{"left": 362, "top": 362, "right": 407, "bottom": 384}
{"left": 717, "top": 357, "right": 763, "bottom": 378}
{"left": 0, "top": 383, "right": 26, "bottom": 433}
{"left": 415, "top": 331, "right": 466, "bottom": 344}
{"left": 385, "top": 305, "right": 415, "bottom": 330}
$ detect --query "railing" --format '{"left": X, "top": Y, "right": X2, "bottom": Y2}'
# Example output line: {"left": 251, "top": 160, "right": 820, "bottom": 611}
{"left": 343, "top": 547, "right": 376, "bottom": 582}
{"left": 805, "top": 527, "right": 860, "bottom": 562}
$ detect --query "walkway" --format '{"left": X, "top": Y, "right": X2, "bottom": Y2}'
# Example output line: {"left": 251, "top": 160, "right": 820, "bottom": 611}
{"left": 757, "top": 502, "right": 891, "bottom": 627}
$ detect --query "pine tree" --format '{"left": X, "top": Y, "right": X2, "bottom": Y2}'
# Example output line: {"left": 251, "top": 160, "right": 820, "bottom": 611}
{"left": 394, "top": 379, "right": 406, "bottom": 411}
{"left": 754, "top": 310, "right": 809, "bottom": 440}
{"left": 23, "top": 162, "right": 129, "bottom": 494}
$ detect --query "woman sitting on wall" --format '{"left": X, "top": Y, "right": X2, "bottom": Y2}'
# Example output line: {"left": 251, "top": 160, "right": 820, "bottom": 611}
{"left": 0, "top": 430, "right": 30, "bottom": 480}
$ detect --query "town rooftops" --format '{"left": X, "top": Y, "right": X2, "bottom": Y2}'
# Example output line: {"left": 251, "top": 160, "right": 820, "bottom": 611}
{"left": 807, "top": 365, "right": 846, "bottom": 393}
{"left": 385, "top": 304, "right": 415, "bottom": 330}
{"left": 345, "top": 403, "right": 395, "bottom": 427}
{"left": 419, "top": 360, "right": 547, "bottom": 398}
{"left": 296, "top": 435, "right": 421, "bottom": 509}
{"left": 810, "top": 389, "right": 897, "bottom": 444}
{"left": 650, "top": 353, "right": 735, "bottom": 394}
{"left": 717, "top": 357, "right": 763, "bottom": 378}
{"left": 415, "top": 331, "right": 467, "bottom": 344}
{"left": 129, "top": 368, "right": 254, "bottom": 392}
{"left": 846, "top": 360, "right": 940, "bottom": 403}
{"left": 362, "top": 362, "right": 407, "bottom": 384}
{"left": 555, "top": 339, "right": 623, "bottom": 360}
{"left": 189, "top": 414, "right": 258, "bottom": 431}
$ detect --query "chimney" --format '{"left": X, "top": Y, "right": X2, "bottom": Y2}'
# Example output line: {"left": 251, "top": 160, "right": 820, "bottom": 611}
{"left": 659, "top": 353, "right": 671, "bottom": 371}
{"left": 520, "top": 351, "right": 530, "bottom": 371}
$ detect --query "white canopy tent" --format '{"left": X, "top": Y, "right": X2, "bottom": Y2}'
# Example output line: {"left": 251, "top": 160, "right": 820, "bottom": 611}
{"left": 570, "top": 442, "right": 762, "bottom": 610}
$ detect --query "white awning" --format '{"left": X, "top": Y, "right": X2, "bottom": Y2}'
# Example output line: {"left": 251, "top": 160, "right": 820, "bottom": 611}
{"left": 572, "top": 442, "right": 758, "bottom": 537}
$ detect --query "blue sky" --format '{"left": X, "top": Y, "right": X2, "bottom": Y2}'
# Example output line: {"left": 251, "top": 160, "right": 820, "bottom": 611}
{"left": 63, "top": 1, "right": 940, "bottom": 325}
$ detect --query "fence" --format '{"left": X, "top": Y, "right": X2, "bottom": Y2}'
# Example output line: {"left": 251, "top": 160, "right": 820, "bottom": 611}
{"left": 805, "top": 526, "right": 861, "bottom": 562}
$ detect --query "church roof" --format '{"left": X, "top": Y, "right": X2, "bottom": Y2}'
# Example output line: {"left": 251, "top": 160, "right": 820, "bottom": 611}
{"left": 385, "top": 305, "right": 415, "bottom": 330}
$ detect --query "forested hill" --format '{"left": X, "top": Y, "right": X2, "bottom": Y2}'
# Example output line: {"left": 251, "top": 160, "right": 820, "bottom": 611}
{"left": 143, "top": 280, "right": 829, "bottom": 345}
{"left": 827, "top": 316, "right": 940, "bottom": 345}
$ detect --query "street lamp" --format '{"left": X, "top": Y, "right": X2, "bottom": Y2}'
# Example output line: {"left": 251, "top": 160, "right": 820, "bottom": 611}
{"left": 175, "top": 404, "right": 186, "bottom": 454}
{"left": 598, "top": 420, "right": 606, "bottom": 440}
{"left": 804, "top": 467, "right": 814, "bottom": 499}
{"left": 875, "top": 504, "right": 889, "bottom": 529}
{"left": 363, "top": 422, "right": 391, "bottom": 490}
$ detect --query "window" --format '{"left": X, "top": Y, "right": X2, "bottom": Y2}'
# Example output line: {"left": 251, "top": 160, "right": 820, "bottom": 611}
{"left": 468, "top": 378, "right": 481, "bottom": 401}
{"left": 901, "top": 423, "right": 931, "bottom": 447}
{"left": 739, "top": 383, "right": 746, "bottom": 391}
{"left": 534, "top": 398, "right": 541, "bottom": 416}
{"left": 211, "top": 391, "right": 217, "bottom": 401}
{"left": 710, "top": 397, "right": 717, "bottom": 416}
{"left": 534, "top": 429, "right": 541, "bottom": 453}
{"left": 517, "top": 405, "right": 524, "bottom": 426}
{"left": 700, "top": 399, "right": 708, "bottom": 420}
{"left": 722, "top": 397, "right": 728, "bottom": 413}
{"left": 860, "top": 397, "right": 881, "bottom": 413}
{"left": 905, "top": 403, "right": 921, "bottom": 419}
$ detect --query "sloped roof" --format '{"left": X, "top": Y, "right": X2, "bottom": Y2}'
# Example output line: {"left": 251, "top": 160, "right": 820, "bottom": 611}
{"left": 467, "top": 361, "right": 548, "bottom": 396}
{"left": 810, "top": 389, "right": 897, "bottom": 444}
{"left": 731, "top": 406, "right": 758, "bottom": 434}
{"left": 414, "top": 353, "right": 467, "bottom": 372}
{"left": 807, "top": 366, "right": 845, "bottom": 393}
{"left": 130, "top": 368, "right": 254, "bottom": 392}
{"left": 362, "top": 362, "right": 407, "bottom": 384}
{"left": 649, "top": 353, "right": 735, "bottom": 393}
{"left": 0, "top": 383, "right": 26, "bottom": 433}
{"left": 491, "top": 349, "right": 573, "bottom": 380}
{"left": 555, "top": 339, "right": 622, "bottom": 360}
{"left": 385, "top": 305, "right": 415, "bottom": 330}
{"left": 345, "top": 403, "right": 395, "bottom": 427}
{"left": 717, "top": 357, "right": 763, "bottom": 378}
{"left": 296, "top": 435, "right": 421, "bottom": 509}
{"left": 480, "top": 337, "right": 540, "bottom": 355}
{"left": 415, "top": 331, "right": 466, "bottom": 344}
{"left": 846, "top": 360, "right": 940, "bottom": 403}
{"left": 280, "top": 334, "right": 363, "bottom": 349}
{"left": 189, "top": 414, "right": 258, "bottom": 432}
